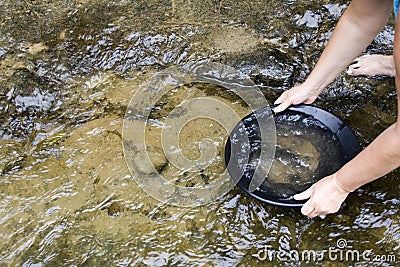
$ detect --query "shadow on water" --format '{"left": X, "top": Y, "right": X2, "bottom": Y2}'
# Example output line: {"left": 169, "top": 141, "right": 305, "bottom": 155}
{"left": 0, "top": 0, "right": 399, "bottom": 266}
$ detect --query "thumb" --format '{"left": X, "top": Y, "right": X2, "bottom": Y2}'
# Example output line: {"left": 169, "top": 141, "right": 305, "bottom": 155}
{"left": 293, "top": 186, "right": 313, "bottom": 200}
{"left": 274, "top": 90, "right": 288, "bottom": 105}
{"left": 273, "top": 100, "right": 292, "bottom": 113}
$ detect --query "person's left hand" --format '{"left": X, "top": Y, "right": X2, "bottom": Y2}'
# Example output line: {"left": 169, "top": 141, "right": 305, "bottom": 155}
{"left": 294, "top": 174, "right": 349, "bottom": 218}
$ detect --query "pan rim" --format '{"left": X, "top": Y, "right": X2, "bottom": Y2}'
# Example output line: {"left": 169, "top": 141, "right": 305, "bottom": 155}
{"left": 224, "top": 104, "right": 362, "bottom": 208}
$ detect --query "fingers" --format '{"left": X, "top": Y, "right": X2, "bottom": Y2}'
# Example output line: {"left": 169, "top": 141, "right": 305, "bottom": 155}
{"left": 300, "top": 199, "right": 327, "bottom": 218}
{"left": 273, "top": 91, "right": 291, "bottom": 113}
{"left": 293, "top": 187, "right": 319, "bottom": 218}
{"left": 295, "top": 187, "right": 319, "bottom": 218}
{"left": 274, "top": 91, "right": 287, "bottom": 105}
{"left": 300, "top": 199, "right": 315, "bottom": 217}
{"left": 295, "top": 186, "right": 328, "bottom": 218}
{"left": 273, "top": 99, "right": 293, "bottom": 113}
{"left": 293, "top": 187, "right": 312, "bottom": 200}
{"left": 294, "top": 175, "right": 348, "bottom": 218}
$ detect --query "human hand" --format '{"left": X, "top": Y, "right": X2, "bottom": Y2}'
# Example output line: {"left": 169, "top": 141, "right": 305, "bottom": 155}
{"left": 293, "top": 174, "right": 350, "bottom": 218}
{"left": 273, "top": 83, "right": 322, "bottom": 113}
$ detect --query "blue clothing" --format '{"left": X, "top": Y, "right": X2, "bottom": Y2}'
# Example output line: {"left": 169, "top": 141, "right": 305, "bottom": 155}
{"left": 395, "top": 0, "right": 400, "bottom": 18}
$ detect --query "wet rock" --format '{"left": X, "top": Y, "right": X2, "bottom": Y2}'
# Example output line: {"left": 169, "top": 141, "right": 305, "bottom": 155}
{"left": 0, "top": 48, "right": 7, "bottom": 58}
{"left": 220, "top": 46, "right": 296, "bottom": 92}
{"left": 206, "top": 26, "right": 261, "bottom": 54}
{"left": 349, "top": 102, "right": 396, "bottom": 144}
{"left": 277, "top": 135, "right": 320, "bottom": 161}
{"left": 23, "top": 42, "right": 48, "bottom": 55}
{"left": 0, "top": 138, "right": 25, "bottom": 174}
{"left": 297, "top": 10, "right": 321, "bottom": 28}
{"left": 148, "top": 83, "right": 207, "bottom": 120}
{"left": 107, "top": 202, "right": 124, "bottom": 216}
{"left": 132, "top": 147, "right": 167, "bottom": 174}
{"left": 59, "top": 116, "right": 128, "bottom": 188}
{"left": 268, "top": 135, "right": 320, "bottom": 184}
{"left": 0, "top": 54, "right": 32, "bottom": 78}
{"left": 0, "top": 68, "right": 58, "bottom": 140}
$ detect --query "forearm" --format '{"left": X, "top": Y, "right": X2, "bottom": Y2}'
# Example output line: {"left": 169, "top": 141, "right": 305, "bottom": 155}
{"left": 336, "top": 4, "right": 400, "bottom": 192}
{"left": 293, "top": 0, "right": 396, "bottom": 217}
{"left": 304, "top": 0, "right": 392, "bottom": 92}
{"left": 335, "top": 123, "right": 400, "bottom": 192}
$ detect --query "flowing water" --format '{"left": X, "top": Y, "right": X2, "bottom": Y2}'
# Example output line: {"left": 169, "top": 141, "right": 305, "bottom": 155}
{"left": 262, "top": 112, "right": 347, "bottom": 198}
{"left": 0, "top": 0, "right": 399, "bottom": 266}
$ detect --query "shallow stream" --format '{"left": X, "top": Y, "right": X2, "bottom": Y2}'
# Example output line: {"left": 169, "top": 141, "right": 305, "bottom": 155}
{"left": 0, "top": 0, "right": 399, "bottom": 266}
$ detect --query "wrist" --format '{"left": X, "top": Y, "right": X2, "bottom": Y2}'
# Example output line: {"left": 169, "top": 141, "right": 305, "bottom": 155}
{"left": 302, "top": 78, "right": 327, "bottom": 95}
{"left": 332, "top": 173, "right": 353, "bottom": 193}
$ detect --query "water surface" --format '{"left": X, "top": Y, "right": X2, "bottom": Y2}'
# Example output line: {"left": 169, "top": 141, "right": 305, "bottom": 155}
{"left": 0, "top": 0, "right": 399, "bottom": 266}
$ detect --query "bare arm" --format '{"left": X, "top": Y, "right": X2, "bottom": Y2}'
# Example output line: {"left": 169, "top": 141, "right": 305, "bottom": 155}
{"left": 281, "top": 0, "right": 400, "bottom": 217}
{"left": 305, "top": 0, "right": 392, "bottom": 89}
{"left": 274, "top": 0, "right": 393, "bottom": 112}
{"left": 299, "top": 43, "right": 400, "bottom": 217}
{"left": 335, "top": 12, "right": 400, "bottom": 193}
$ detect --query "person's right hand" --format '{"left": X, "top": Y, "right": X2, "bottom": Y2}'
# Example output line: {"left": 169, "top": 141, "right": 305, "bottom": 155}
{"left": 293, "top": 174, "right": 350, "bottom": 218}
{"left": 273, "top": 83, "right": 322, "bottom": 113}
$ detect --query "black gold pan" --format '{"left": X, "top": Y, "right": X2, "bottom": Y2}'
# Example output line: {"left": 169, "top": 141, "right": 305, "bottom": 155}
{"left": 224, "top": 104, "right": 362, "bottom": 208}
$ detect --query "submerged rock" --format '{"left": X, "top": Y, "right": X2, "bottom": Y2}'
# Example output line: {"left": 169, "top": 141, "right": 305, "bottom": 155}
{"left": 267, "top": 135, "right": 320, "bottom": 184}
{"left": 0, "top": 138, "right": 24, "bottom": 174}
